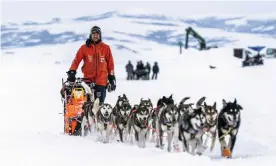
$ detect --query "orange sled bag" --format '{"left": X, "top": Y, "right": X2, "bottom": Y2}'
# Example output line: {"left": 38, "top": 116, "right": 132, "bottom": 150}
{"left": 64, "top": 88, "right": 86, "bottom": 135}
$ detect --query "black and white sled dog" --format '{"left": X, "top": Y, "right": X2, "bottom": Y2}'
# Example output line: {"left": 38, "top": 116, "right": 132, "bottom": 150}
{"left": 150, "top": 95, "right": 174, "bottom": 142}
{"left": 128, "top": 98, "right": 152, "bottom": 148}
{"left": 114, "top": 100, "right": 132, "bottom": 142}
{"left": 157, "top": 95, "right": 174, "bottom": 107}
{"left": 155, "top": 95, "right": 180, "bottom": 152}
{"left": 139, "top": 98, "right": 153, "bottom": 113}
{"left": 137, "top": 98, "right": 154, "bottom": 142}
{"left": 218, "top": 98, "right": 242, "bottom": 158}
{"left": 96, "top": 103, "right": 114, "bottom": 143}
{"left": 177, "top": 97, "right": 194, "bottom": 116}
{"left": 195, "top": 97, "right": 218, "bottom": 152}
{"left": 179, "top": 97, "right": 207, "bottom": 155}
{"left": 201, "top": 100, "right": 218, "bottom": 152}
{"left": 112, "top": 94, "right": 132, "bottom": 142}
{"left": 80, "top": 82, "right": 100, "bottom": 136}
{"left": 154, "top": 95, "right": 174, "bottom": 120}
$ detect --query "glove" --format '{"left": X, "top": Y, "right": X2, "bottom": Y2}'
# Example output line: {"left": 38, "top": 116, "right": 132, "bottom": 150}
{"left": 108, "top": 74, "right": 116, "bottom": 91}
{"left": 66, "top": 70, "right": 76, "bottom": 82}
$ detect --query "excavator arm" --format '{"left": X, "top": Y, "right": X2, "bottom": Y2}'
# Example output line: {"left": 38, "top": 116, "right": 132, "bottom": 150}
{"left": 185, "top": 27, "right": 206, "bottom": 50}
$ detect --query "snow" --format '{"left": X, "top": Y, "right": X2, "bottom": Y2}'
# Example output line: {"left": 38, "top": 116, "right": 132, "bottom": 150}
{"left": 2, "top": 2, "right": 276, "bottom": 166}
{"left": 225, "top": 18, "right": 248, "bottom": 27}
{"left": 252, "top": 26, "right": 265, "bottom": 32}
{"left": 252, "top": 26, "right": 275, "bottom": 32}
{"left": 1, "top": 41, "right": 276, "bottom": 166}
{"left": 261, "top": 26, "right": 275, "bottom": 32}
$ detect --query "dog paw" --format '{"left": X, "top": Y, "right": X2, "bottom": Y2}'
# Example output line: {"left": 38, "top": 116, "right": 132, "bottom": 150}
{"left": 173, "top": 145, "right": 180, "bottom": 152}
{"left": 138, "top": 144, "right": 145, "bottom": 148}
{"left": 142, "top": 144, "right": 146, "bottom": 148}
{"left": 150, "top": 138, "right": 156, "bottom": 142}
{"left": 196, "top": 152, "right": 202, "bottom": 156}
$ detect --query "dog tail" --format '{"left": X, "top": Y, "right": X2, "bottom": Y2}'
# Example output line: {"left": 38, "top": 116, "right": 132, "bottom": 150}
{"left": 196, "top": 96, "right": 206, "bottom": 108}
{"left": 179, "top": 97, "right": 190, "bottom": 106}
{"left": 81, "top": 82, "right": 93, "bottom": 102}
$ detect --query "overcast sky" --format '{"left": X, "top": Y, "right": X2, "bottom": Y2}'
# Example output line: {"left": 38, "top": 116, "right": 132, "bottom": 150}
{"left": 2, "top": 1, "right": 276, "bottom": 23}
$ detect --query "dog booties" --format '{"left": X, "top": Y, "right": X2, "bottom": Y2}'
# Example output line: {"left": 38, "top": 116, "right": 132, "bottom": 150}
{"left": 222, "top": 148, "right": 231, "bottom": 158}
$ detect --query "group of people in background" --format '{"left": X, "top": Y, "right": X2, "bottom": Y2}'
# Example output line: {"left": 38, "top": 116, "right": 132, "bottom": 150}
{"left": 125, "top": 60, "right": 159, "bottom": 80}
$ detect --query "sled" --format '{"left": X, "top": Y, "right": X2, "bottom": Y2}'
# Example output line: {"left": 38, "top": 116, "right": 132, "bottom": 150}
{"left": 61, "top": 78, "right": 95, "bottom": 136}
{"left": 64, "top": 86, "right": 87, "bottom": 135}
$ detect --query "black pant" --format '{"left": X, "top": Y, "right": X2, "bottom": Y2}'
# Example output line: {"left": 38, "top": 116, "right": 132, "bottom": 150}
{"left": 152, "top": 73, "right": 158, "bottom": 80}
{"left": 94, "top": 85, "right": 106, "bottom": 104}
{"left": 127, "top": 73, "right": 133, "bottom": 80}
{"left": 146, "top": 72, "right": 150, "bottom": 80}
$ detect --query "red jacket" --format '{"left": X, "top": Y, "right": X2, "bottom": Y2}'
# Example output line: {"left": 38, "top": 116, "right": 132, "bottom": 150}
{"left": 70, "top": 42, "right": 115, "bottom": 86}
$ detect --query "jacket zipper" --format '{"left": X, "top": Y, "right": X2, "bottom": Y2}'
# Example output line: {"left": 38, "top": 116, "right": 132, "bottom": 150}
{"left": 95, "top": 45, "right": 98, "bottom": 83}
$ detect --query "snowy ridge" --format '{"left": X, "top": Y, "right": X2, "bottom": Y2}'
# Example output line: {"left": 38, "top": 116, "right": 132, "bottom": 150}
{"left": 1, "top": 11, "right": 276, "bottom": 50}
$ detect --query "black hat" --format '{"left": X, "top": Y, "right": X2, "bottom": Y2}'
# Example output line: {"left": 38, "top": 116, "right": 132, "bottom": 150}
{"left": 88, "top": 26, "right": 102, "bottom": 45}
{"left": 91, "top": 26, "right": 101, "bottom": 34}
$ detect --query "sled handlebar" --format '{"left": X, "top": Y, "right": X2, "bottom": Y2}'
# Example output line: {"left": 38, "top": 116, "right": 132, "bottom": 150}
{"left": 64, "top": 78, "right": 95, "bottom": 86}
{"left": 75, "top": 77, "right": 93, "bottom": 83}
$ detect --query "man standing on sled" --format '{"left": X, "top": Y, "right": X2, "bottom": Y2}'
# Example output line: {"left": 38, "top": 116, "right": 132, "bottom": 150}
{"left": 64, "top": 26, "right": 116, "bottom": 105}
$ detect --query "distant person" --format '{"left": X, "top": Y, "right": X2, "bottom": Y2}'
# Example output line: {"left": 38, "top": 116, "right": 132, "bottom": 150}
{"left": 145, "top": 62, "right": 151, "bottom": 80}
{"left": 125, "top": 60, "right": 134, "bottom": 80}
{"left": 136, "top": 61, "right": 140, "bottom": 70}
{"left": 139, "top": 60, "right": 145, "bottom": 70}
{"left": 136, "top": 60, "right": 145, "bottom": 80}
{"left": 139, "top": 60, "right": 147, "bottom": 80}
{"left": 135, "top": 61, "right": 141, "bottom": 80}
{"left": 152, "top": 62, "right": 159, "bottom": 80}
